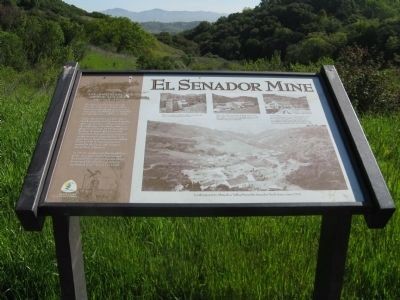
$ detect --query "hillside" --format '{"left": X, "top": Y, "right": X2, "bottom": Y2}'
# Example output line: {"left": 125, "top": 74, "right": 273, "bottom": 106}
{"left": 0, "top": 0, "right": 169, "bottom": 70}
{"left": 102, "top": 8, "right": 227, "bottom": 22}
{"left": 183, "top": 0, "right": 400, "bottom": 63}
{"left": 141, "top": 21, "right": 201, "bottom": 34}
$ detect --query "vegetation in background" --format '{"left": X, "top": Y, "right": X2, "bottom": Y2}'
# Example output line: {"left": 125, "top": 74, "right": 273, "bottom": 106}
{"left": 336, "top": 46, "right": 400, "bottom": 113}
{"left": 156, "top": 31, "right": 200, "bottom": 56}
{"left": 79, "top": 47, "right": 137, "bottom": 70}
{"left": 141, "top": 21, "right": 201, "bottom": 34}
{"left": 1, "top": 0, "right": 399, "bottom": 114}
{"left": 85, "top": 17, "right": 156, "bottom": 56}
{"left": 0, "top": 0, "right": 158, "bottom": 69}
{"left": 181, "top": 0, "right": 400, "bottom": 65}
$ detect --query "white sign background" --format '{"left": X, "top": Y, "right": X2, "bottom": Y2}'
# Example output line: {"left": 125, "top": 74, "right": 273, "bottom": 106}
{"left": 129, "top": 75, "right": 364, "bottom": 204}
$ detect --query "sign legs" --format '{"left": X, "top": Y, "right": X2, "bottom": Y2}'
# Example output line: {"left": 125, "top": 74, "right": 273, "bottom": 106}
{"left": 53, "top": 216, "right": 87, "bottom": 300}
{"left": 50, "top": 214, "right": 352, "bottom": 299}
{"left": 313, "top": 214, "right": 352, "bottom": 300}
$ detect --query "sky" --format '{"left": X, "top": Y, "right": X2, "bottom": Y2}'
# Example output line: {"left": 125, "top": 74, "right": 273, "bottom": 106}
{"left": 63, "top": 0, "right": 260, "bottom": 14}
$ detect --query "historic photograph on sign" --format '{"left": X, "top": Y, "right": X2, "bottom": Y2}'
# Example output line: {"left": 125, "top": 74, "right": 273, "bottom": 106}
{"left": 212, "top": 94, "right": 260, "bottom": 114}
{"left": 160, "top": 93, "right": 207, "bottom": 113}
{"left": 78, "top": 76, "right": 148, "bottom": 100}
{"left": 141, "top": 120, "right": 347, "bottom": 192}
{"left": 76, "top": 168, "right": 121, "bottom": 202}
{"left": 263, "top": 94, "right": 311, "bottom": 114}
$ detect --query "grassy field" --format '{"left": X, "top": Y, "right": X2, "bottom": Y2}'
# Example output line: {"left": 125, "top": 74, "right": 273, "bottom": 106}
{"left": 0, "top": 60, "right": 399, "bottom": 299}
{"left": 79, "top": 46, "right": 231, "bottom": 72}
{"left": 79, "top": 38, "right": 185, "bottom": 71}
{"left": 80, "top": 47, "right": 138, "bottom": 70}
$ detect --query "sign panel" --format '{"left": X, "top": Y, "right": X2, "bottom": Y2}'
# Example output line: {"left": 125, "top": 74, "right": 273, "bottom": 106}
{"left": 45, "top": 73, "right": 364, "bottom": 204}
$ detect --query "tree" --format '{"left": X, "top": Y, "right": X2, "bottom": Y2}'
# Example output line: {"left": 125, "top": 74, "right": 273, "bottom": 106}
{"left": 19, "top": 17, "right": 65, "bottom": 65}
{"left": 0, "top": 31, "right": 26, "bottom": 69}
{"left": 243, "top": 38, "right": 261, "bottom": 59}
{"left": 156, "top": 32, "right": 173, "bottom": 45}
{"left": 40, "top": 20, "right": 64, "bottom": 61}
{"left": 347, "top": 18, "right": 380, "bottom": 48}
{"left": 86, "top": 17, "right": 155, "bottom": 56}
{"left": 287, "top": 34, "right": 333, "bottom": 63}
{"left": 0, "top": 3, "right": 23, "bottom": 30}
{"left": 336, "top": 46, "right": 399, "bottom": 113}
{"left": 17, "top": 0, "right": 39, "bottom": 9}
{"left": 218, "top": 36, "right": 241, "bottom": 59}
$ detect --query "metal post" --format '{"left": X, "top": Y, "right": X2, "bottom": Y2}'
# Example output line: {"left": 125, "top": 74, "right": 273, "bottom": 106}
{"left": 53, "top": 216, "right": 87, "bottom": 300}
{"left": 313, "top": 214, "right": 352, "bottom": 300}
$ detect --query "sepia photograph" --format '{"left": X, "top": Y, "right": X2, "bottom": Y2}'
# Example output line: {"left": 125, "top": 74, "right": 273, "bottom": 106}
{"left": 213, "top": 94, "right": 260, "bottom": 114}
{"left": 77, "top": 168, "right": 120, "bottom": 202}
{"left": 142, "top": 121, "right": 347, "bottom": 192}
{"left": 78, "top": 76, "right": 148, "bottom": 100}
{"left": 264, "top": 94, "right": 311, "bottom": 114}
{"left": 160, "top": 93, "right": 207, "bottom": 113}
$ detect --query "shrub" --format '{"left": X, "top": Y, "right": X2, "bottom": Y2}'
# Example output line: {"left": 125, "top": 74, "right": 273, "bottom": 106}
{"left": 137, "top": 54, "right": 184, "bottom": 70}
{"left": 0, "top": 31, "right": 26, "bottom": 69}
{"left": 287, "top": 34, "right": 334, "bottom": 64}
{"left": 86, "top": 17, "right": 155, "bottom": 57}
{"left": 336, "top": 46, "right": 400, "bottom": 113}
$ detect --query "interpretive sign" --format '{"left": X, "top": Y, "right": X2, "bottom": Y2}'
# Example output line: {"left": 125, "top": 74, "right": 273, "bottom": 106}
{"left": 45, "top": 73, "right": 364, "bottom": 206}
{"left": 16, "top": 63, "right": 395, "bottom": 300}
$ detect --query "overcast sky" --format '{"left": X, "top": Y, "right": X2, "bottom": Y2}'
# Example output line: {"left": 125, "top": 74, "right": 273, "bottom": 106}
{"left": 63, "top": 0, "right": 260, "bottom": 13}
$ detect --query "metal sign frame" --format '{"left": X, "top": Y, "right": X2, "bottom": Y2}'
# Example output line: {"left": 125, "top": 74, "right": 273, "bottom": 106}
{"left": 15, "top": 63, "right": 395, "bottom": 299}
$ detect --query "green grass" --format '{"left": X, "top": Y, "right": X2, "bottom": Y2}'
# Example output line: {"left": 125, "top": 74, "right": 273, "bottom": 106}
{"left": 150, "top": 40, "right": 185, "bottom": 59}
{"left": 79, "top": 45, "right": 230, "bottom": 71}
{"left": 0, "top": 67, "right": 60, "bottom": 298}
{"left": 80, "top": 47, "right": 137, "bottom": 70}
{"left": 0, "top": 62, "right": 399, "bottom": 298}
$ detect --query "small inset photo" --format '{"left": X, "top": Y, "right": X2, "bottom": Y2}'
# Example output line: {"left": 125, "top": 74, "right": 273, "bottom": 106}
{"left": 212, "top": 94, "right": 260, "bottom": 114}
{"left": 263, "top": 94, "right": 311, "bottom": 114}
{"left": 160, "top": 93, "right": 207, "bottom": 113}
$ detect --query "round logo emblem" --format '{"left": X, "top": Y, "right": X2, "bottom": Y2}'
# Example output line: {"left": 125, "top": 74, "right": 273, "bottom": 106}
{"left": 61, "top": 180, "right": 77, "bottom": 193}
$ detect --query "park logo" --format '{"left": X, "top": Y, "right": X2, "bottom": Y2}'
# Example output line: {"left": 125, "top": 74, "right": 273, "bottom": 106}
{"left": 61, "top": 180, "right": 77, "bottom": 193}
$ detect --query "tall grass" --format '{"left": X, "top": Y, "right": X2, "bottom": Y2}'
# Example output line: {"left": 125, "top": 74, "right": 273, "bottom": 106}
{"left": 80, "top": 47, "right": 137, "bottom": 70}
{"left": 0, "top": 64, "right": 398, "bottom": 298}
{"left": 0, "top": 67, "right": 60, "bottom": 298}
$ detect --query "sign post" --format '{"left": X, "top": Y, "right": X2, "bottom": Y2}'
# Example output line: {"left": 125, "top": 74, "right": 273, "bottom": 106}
{"left": 314, "top": 214, "right": 352, "bottom": 299}
{"left": 53, "top": 216, "right": 87, "bottom": 300}
{"left": 16, "top": 64, "right": 395, "bottom": 299}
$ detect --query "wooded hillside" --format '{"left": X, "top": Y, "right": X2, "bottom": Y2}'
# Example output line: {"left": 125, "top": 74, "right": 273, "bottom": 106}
{"left": 0, "top": 0, "right": 157, "bottom": 69}
{"left": 182, "top": 0, "right": 400, "bottom": 64}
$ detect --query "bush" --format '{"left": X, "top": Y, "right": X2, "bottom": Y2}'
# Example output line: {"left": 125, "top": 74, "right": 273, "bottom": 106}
{"left": 0, "top": 31, "right": 26, "bottom": 69}
{"left": 18, "top": 17, "right": 66, "bottom": 65}
{"left": 137, "top": 54, "right": 184, "bottom": 70}
{"left": 287, "top": 34, "right": 334, "bottom": 64}
{"left": 86, "top": 17, "right": 155, "bottom": 57}
{"left": 336, "top": 46, "right": 400, "bottom": 113}
{"left": 237, "top": 52, "right": 285, "bottom": 72}
{"left": 0, "top": 3, "right": 23, "bottom": 31}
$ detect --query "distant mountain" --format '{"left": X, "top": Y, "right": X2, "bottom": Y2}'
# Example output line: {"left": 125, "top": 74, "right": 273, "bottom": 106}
{"left": 101, "top": 8, "right": 227, "bottom": 23}
{"left": 141, "top": 21, "right": 201, "bottom": 34}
